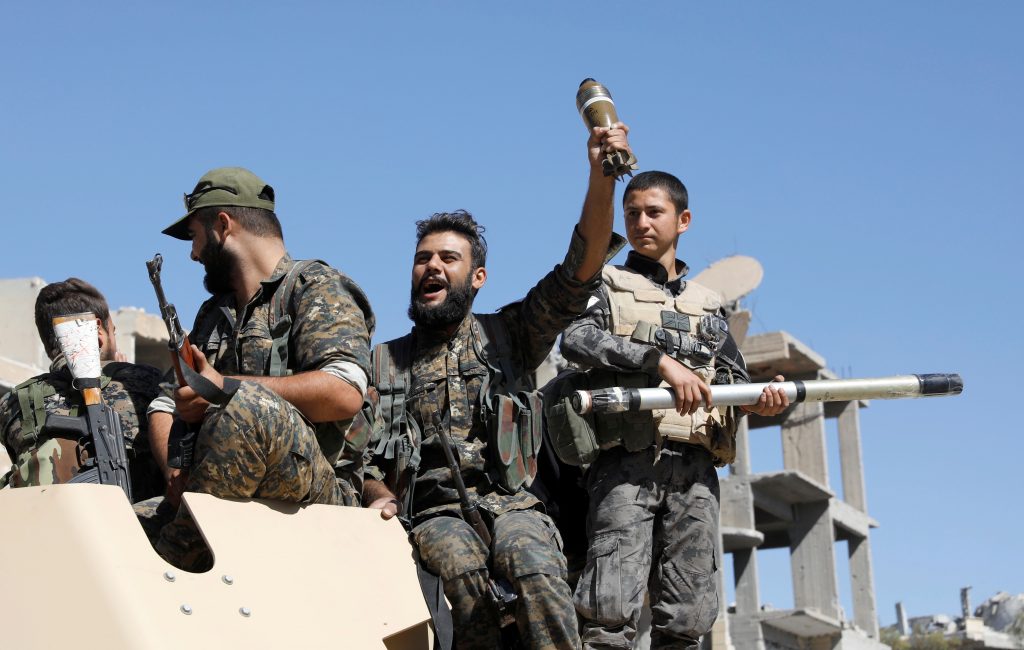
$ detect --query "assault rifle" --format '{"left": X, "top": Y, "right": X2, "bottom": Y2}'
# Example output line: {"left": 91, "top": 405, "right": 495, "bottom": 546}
{"left": 572, "top": 373, "right": 964, "bottom": 415}
{"left": 434, "top": 423, "right": 518, "bottom": 630}
{"left": 45, "top": 313, "right": 133, "bottom": 500}
{"left": 146, "top": 253, "right": 200, "bottom": 469}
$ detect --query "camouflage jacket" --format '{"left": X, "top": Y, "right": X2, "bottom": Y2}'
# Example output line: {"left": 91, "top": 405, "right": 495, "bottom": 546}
{"left": 0, "top": 356, "right": 164, "bottom": 499}
{"left": 370, "top": 227, "right": 617, "bottom": 521}
{"left": 179, "top": 253, "right": 375, "bottom": 469}
{"left": 561, "top": 251, "right": 750, "bottom": 385}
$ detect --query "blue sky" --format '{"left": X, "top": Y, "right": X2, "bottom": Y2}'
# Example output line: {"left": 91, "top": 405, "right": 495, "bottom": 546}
{"left": 2, "top": 2, "right": 1020, "bottom": 624}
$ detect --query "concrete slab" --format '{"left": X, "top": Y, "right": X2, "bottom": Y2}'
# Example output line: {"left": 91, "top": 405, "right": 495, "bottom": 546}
{"left": 749, "top": 470, "right": 834, "bottom": 505}
{"left": 831, "top": 498, "right": 878, "bottom": 541}
{"left": 722, "top": 526, "right": 765, "bottom": 552}
{"left": 758, "top": 608, "right": 842, "bottom": 637}
{"left": 740, "top": 331, "right": 827, "bottom": 379}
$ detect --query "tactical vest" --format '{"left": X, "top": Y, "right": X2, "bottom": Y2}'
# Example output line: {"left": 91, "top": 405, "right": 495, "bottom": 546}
{"left": 594, "top": 265, "right": 737, "bottom": 465}
{"left": 233, "top": 259, "right": 375, "bottom": 458}
{"left": 372, "top": 313, "right": 543, "bottom": 504}
{"left": 7, "top": 362, "right": 133, "bottom": 483}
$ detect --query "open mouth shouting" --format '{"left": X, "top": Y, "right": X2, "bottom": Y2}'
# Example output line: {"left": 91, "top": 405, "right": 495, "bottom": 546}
{"left": 418, "top": 275, "right": 449, "bottom": 303}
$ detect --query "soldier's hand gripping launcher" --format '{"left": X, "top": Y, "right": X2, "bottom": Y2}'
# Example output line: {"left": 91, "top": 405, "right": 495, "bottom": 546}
{"left": 42, "top": 313, "right": 133, "bottom": 500}
{"left": 573, "top": 373, "right": 964, "bottom": 415}
{"left": 577, "top": 78, "right": 638, "bottom": 181}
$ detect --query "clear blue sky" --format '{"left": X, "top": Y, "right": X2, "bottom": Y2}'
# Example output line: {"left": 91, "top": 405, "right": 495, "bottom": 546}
{"left": 2, "top": 1, "right": 1020, "bottom": 625}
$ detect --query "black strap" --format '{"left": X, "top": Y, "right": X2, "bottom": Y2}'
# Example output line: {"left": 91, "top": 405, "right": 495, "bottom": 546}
{"left": 179, "top": 355, "right": 240, "bottom": 406}
{"left": 411, "top": 543, "right": 453, "bottom": 650}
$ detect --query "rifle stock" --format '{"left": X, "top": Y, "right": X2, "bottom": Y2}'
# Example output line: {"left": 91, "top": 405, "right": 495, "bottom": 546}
{"left": 435, "top": 423, "right": 517, "bottom": 627}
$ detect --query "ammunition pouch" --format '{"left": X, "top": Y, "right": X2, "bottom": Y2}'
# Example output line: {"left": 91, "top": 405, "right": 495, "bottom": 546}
{"left": 485, "top": 390, "right": 543, "bottom": 494}
{"left": 542, "top": 368, "right": 656, "bottom": 466}
{"left": 590, "top": 369, "right": 657, "bottom": 452}
{"left": 542, "top": 369, "right": 599, "bottom": 466}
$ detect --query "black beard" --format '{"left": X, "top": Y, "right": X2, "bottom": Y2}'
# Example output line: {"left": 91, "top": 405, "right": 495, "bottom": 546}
{"left": 408, "top": 275, "right": 474, "bottom": 330}
{"left": 201, "top": 239, "right": 236, "bottom": 296}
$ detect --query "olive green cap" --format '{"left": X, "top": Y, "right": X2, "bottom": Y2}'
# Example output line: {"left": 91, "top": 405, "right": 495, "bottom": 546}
{"left": 163, "top": 167, "right": 276, "bottom": 240}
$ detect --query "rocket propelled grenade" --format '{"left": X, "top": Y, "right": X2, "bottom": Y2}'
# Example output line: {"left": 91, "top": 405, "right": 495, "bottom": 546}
{"left": 572, "top": 373, "right": 964, "bottom": 415}
{"left": 576, "top": 78, "right": 638, "bottom": 181}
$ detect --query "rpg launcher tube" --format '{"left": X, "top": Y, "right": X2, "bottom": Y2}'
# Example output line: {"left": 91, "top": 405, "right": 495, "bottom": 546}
{"left": 572, "top": 373, "right": 964, "bottom": 415}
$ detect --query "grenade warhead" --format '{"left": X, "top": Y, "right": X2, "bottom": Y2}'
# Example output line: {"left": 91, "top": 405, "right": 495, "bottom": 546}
{"left": 576, "top": 78, "right": 638, "bottom": 180}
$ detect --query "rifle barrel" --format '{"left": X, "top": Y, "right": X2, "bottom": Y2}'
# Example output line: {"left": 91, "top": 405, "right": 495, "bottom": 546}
{"left": 572, "top": 373, "right": 963, "bottom": 415}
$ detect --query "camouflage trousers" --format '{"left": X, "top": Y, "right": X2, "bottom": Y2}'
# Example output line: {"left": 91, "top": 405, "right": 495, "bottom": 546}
{"left": 412, "top": 509, "right": 580, "bottom": 650}
{"left": 575, "top": 443, "right": 720, "bottom": 650}
{"left": 155, "top": 381, "right": 344, "bottom": 571}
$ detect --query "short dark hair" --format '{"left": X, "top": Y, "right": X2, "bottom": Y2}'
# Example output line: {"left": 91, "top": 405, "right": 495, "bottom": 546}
{"left": 624, "top": 171, "right": 689, "bottom": 214}
{"left": 414, "top": 210, "right": 488, "bottom": 269}
{"left": 34, "top": 278, "right": 111, "bottom": 360}
{"left": 194, "top": 205, "right": 283, "bottom": 239}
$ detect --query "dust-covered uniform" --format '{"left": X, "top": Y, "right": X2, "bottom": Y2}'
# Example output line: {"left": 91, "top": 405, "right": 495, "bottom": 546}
{"left": 151, "top": 254, "right": 374, "bottom": 570}
{"left": 560, "top": 251, "right": 749, "bottom": 650}
{"left": 0, "top": 356, "right": 164, "bottom": 500}
{"left": 369, "top": 228, "right": 616, "bottom": 650}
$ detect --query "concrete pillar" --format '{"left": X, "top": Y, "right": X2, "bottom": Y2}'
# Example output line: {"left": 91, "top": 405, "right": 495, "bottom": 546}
{"left": 848, "top": 536, "right": 879, "bottom": 638}
{"left": 710, "top": 528, "right": 732, "bottom": 650}
{"left": 789, "top": 499, "right": 840, "bottom": 620}
{"left": 732, "top": 417, "right": 751, "bottom": 477}
{"left": 781, "top": 402, "right": 828, "bottom": 486}
{"left": 733, "top": 549, "right": 760, "bottom": 616}
{"left": 837, "top": 402, "right": 867, "bottom": 512}
{"left": 896, "top": 602, "right": 910, "bottom": 636}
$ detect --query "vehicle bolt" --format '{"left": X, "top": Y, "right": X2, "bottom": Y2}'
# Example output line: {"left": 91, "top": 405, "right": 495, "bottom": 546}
{"left": 163, "top": 571, "right": 176, "bottom": 582}
{"left": 240, "top": 607, "right": 252, "bottom": 617}
{"left": 222, "top": 575, "right": 234, "bottom": 585}
{"left": 181, "top": 604, "right": 192, "bottom": 615}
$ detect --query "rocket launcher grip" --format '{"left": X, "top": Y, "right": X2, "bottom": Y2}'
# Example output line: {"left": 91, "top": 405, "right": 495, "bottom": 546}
{"left": 572, "top": 373, "right": 964, "bottom": 415}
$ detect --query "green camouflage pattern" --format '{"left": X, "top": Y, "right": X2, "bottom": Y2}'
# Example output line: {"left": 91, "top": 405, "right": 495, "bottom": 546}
{"left": 179, "top": 253, "right": 375, "bottom": 478}
{"left": 155, "top": 381, "right": 345, "bottom": 571}
{"left": 574, "top": 444, "right": 720, "bottom": 649}
{"left": 0, "top": 358, "right": 164, "bottom": 500}
{"left": 369, "top": 227, "right": 606, "bottom": 520}
{"left": 413, "top": 510, "right": 579, "bottom": 649}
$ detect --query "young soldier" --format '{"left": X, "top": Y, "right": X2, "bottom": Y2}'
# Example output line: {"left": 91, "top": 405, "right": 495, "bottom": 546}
{"left": 0, "top": 278, "right": 164, "bottom": 499}
{"left": 560, "top": 171, "right": 789, "bottom": 649}
{"left": 149, "top": 167, "right": 375, "bottom": 570}
{"left": 363, "top": 124, "right": 632, "bottom": 649}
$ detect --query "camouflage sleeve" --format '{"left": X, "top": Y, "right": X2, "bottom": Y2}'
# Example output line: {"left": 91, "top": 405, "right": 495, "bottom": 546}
{"left": 503, "top": 227, "right": 624, "bottom": 372}
{"left": 116, "top": 364, "right": 165, "bottom": 440}
{"left": 560, "top": 286, "right": 662, "bottom": 377}
{"left": 289, "top": 263, "right": 374, "bottom": 385}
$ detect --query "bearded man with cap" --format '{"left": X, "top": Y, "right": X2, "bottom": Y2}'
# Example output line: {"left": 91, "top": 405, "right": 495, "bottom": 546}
{"left": 147, "top": 167, "right": 375, "bottom": 571}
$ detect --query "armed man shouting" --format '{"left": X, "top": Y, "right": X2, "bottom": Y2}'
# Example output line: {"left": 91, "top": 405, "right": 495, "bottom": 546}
{"left": 362, "top": 124, "right": 632, "bottom": 649}
{"left": 148, "top": 167, "right": 374, "bottom": 570}
{"left": 560, "top": 171, "right": 789, "bottom": 649}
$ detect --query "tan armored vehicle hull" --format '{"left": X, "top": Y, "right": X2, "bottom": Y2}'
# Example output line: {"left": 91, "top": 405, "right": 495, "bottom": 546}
{"left": 1, "top": 484, "right": 431, "bottom": 649}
